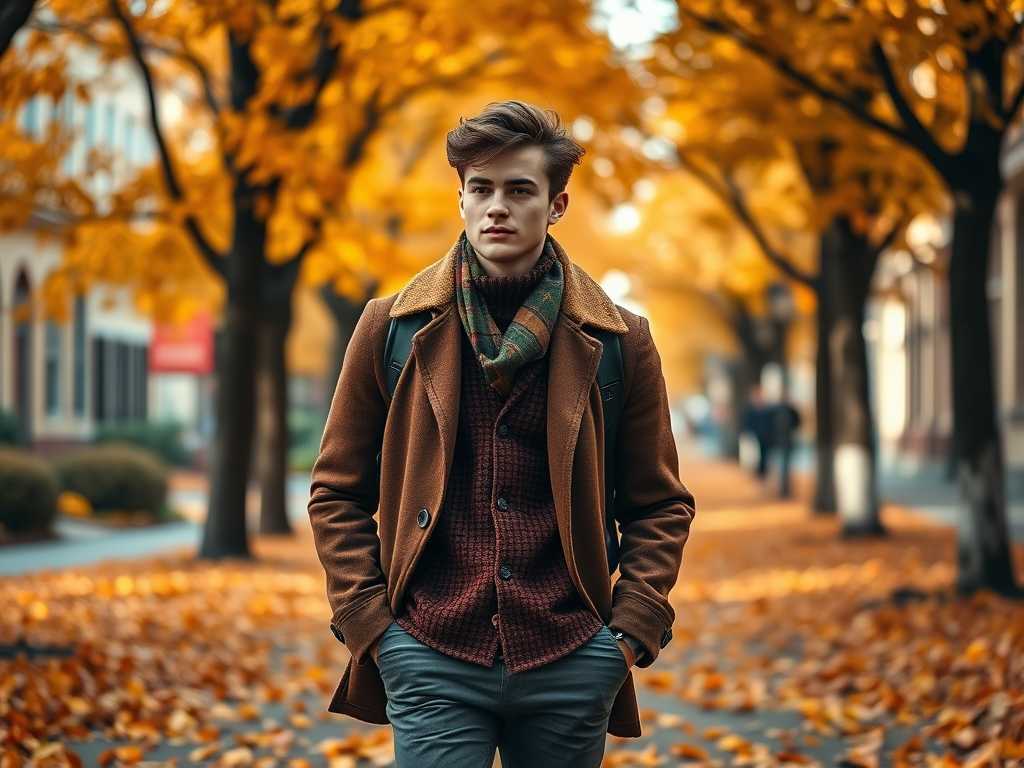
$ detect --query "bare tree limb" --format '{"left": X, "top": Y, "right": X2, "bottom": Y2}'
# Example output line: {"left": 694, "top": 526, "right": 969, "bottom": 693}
{"left": 108, "top": 0, "right": 226, "bottom": 278}
{"left": 677, "top": 152, "right": 816, "bottom": 287}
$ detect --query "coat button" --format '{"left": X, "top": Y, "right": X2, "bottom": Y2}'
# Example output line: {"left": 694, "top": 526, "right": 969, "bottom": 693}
{"left": 496, "top": 497, "right": 509, "bottom": 512}
{"left": 498, "top": 565, "right": 513, "bottom": 580}
{"left": 497, "top": 423, "right": 510, "bottom": 438}
{"left": 417, "top": 508, "right": 431, "bottom": 528}
{"left": 330, "top": 624, "right": 345, "bottom": 643}
{"left": 660, "top": 629, "right": 673, "bottom": 649}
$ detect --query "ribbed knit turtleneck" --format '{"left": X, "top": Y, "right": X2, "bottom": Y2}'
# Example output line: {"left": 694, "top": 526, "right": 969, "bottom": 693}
{"left": 472, "top": 249, "right": 557, "bottom": 333}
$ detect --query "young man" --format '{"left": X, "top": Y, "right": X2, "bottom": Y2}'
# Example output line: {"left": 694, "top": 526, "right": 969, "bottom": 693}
{"left": 308, "top": 101, "right": 694, "bottom": 767}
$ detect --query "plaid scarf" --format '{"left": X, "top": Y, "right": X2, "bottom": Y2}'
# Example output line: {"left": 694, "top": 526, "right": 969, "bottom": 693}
{"left": 456, "top": 235, "right": 564, "bottom": 398}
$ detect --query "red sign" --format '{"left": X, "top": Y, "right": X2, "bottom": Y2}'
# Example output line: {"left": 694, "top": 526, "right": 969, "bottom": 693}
{"left": 149, "top": 310, "right": 214, "bottom": 375}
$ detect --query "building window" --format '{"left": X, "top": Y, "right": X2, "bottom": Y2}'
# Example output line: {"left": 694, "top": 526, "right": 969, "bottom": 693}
{"left": 92, "top": 338, "right": 148, "bottom": 423}
{"left": 61, "top": 92, "right": 76, "bottom": 176}
{"left": 21, "top": 98, "right": 40, "bottom": 136}
{"left": 104, "top": 103, "right": 116, "bottom": 148}
{"left": 45, "top": 320, "right": 63, "bottom": 417}
{"left": 124, "top": 115, "right": 135, "bottom": 169}
{"left": 73, "top": 296, "right": 87, "bottom": 417}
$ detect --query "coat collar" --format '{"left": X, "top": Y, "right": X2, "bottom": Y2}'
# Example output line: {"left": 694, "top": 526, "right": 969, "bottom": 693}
{"left": 390, "top": 235, "right": 629, "bottom": 334}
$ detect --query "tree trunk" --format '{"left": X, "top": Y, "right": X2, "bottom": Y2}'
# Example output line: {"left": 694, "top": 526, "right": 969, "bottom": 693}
{"left": 948, "top": 187, "right": 1020, "bottom": 595}
{"left": 813, "top": 245, "right": 836, "bottom": 513}
{"left": 824, "top": 218, "right": 884, "bottom": 536}
{"left": 199, "top": 185, "right": 265, "bottom": 558}
{"left": 198, "top": 36, "right": 263, "bottom": 560}
{"left": 256, "top": 262, "right": 301, "bottom": 535}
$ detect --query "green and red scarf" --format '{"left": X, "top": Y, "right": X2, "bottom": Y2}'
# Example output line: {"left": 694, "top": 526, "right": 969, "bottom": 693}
{"left": 456, "top": 235, "right": 564, "bottom": 398}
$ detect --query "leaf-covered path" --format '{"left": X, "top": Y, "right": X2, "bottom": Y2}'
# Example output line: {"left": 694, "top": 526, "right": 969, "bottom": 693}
{"left": 2, "top": 461, "right": 1023, "bottom": 768}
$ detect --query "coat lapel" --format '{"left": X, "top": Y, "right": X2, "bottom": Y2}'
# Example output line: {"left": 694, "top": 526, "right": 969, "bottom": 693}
{"left": 547, "top": 314, "right": 602, "bottom": 552}
{"left": 410, "top": 306, "right": 462, "bottom": 474}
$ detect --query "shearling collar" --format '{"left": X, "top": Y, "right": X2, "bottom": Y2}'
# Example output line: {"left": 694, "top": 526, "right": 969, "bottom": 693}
{"left": 390, "top": 235, "right": 628, "bottom": 334}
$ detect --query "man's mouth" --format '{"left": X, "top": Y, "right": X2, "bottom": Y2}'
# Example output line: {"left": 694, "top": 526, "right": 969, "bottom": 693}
{"left": 483, "top": 227, "right": 513, "bottom": 234}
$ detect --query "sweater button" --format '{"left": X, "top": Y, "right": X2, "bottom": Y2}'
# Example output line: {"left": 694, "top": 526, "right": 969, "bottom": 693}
{"left": 497, "top": 423, "right": 510, "bottom": 438}
{"left": 417, "top": 508, "right": 431, "bottom": 528}
{"left": 498, "top": 565, "right": 513, "bottom": 581}
{"left": 496, "top": 497, "right": 509, "bottom": 512}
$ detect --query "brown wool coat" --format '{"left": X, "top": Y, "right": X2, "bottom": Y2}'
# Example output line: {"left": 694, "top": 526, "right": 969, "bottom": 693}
{"left": 307, "top": 238, "right": 695, "bottom": 738}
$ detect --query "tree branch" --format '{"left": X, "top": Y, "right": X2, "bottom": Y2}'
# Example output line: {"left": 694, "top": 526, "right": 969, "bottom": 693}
{"left": 677, "top": 152, "right": 816, "bottom": 287}
{"left": 108, "top": 0, "right": 225, "bottom": 278}
{"left": 870, "top": 42, "right": 948, "bottom": 170}
{"left": 143, "top": 40, "right": 222, "bottom": 117}
{"left": 681, "top": 9, "right": 916, "bottom": 149}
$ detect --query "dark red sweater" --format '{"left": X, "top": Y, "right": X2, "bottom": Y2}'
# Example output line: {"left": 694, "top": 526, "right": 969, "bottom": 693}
{"left": 397, "top": 253, "right": 601, "bottom": 672}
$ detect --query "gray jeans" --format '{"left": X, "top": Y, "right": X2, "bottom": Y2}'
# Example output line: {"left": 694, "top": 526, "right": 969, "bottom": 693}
{"left": 376, "top": 623, "right": 629, "bottom": 768}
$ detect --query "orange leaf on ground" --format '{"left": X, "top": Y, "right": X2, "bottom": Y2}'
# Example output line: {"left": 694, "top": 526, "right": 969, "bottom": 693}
{"left": 670, "top": 743, "right": 709, "bottom": 760}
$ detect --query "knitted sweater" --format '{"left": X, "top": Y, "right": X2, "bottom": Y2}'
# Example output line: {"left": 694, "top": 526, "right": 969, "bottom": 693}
{"left": 396, "top": 252, "right": 602, "bottom": 672}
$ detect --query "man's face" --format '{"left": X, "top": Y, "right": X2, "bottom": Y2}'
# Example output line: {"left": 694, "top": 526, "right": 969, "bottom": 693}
{"left": 458, "top": 145, "right": 568, "bottom": 278}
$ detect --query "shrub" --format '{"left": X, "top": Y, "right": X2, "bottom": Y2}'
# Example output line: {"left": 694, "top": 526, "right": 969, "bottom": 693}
{"left": 52, "top": 443, "right": 168, "bottom": 514}
{"left": 93, "top": 420, "right": 189, "bottom": 467}
{"left": 0, "top": 410, "right": 22, "bottom": 446}
{"left": 0, "top": 447, "right": 60, "bottom": 535}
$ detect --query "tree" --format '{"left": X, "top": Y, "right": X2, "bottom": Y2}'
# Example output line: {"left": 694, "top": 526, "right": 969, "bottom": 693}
{"left": 673, "top": 0, "right": 1023, "bottom": 594}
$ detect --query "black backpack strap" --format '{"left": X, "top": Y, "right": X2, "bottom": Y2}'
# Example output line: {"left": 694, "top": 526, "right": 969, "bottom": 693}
{"left": 383, "top": 311, "right": 433, "bottom": 400}
{"left": 379, "top": 311, "right": 432, "bottom": 484}
{"left": 591, "top": 328, "right": 624, "bottom": 573}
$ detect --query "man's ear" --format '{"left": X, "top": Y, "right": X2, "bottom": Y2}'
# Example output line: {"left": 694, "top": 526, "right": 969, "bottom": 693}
{"left": 458, "top": 187, "right": 465, "bottom": 220}
{"left": 548, "top": 190, "right": 569, "bottom": 225}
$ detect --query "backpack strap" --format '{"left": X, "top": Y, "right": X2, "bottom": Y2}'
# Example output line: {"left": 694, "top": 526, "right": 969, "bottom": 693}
{"left": 383, "top": 311, "right": 433, "bottom": 399}
{"left": 590, "top": 328, "right": 624, "bottom": 574}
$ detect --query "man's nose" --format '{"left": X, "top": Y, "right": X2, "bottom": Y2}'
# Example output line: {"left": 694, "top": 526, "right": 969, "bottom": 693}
{"left": 487, "top": 194, "right": 509, "bottom": 216}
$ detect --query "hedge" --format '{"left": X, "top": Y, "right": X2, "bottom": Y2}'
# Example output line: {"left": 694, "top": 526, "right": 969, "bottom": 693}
{"left": 0, "top": 447, "right": 60, "bottom": 535}
{"left": 52, "top": 443, "right": 168, "bottom": 514}
{"left": 93, "top": 420, "right": 189, "bottom": 467}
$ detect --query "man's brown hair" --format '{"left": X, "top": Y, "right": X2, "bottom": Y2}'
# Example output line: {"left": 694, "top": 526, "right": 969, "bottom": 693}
{"left": 446, "top": 101, "right": 585, "bottom": 198}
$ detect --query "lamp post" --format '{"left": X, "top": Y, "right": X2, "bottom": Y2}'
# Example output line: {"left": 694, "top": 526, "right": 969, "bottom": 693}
{"left": 767, "top": 282, "right": 796, "bottom": 498}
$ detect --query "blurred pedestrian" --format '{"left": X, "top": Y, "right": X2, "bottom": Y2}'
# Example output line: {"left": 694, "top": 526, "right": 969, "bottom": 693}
{"left": 772, "top": 395, "right": 801, "bottom": 498}
{"left": 308, "top": 101, "right": 694, "bottom": 767}
{"left": 741, "top": 384, "right": 774, "bottom": 479}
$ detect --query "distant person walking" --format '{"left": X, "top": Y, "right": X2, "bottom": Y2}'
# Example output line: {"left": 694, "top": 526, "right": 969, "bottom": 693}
{"left": 741, "top": 385, "right": 774, "bottom": 479}
{"left": 307, "top": 101, "right": 694, "bottom": 767}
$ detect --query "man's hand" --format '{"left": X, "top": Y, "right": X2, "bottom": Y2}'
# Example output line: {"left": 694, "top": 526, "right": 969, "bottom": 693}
{"left": 616, "top": 639, "right": 636, "bottom": 669}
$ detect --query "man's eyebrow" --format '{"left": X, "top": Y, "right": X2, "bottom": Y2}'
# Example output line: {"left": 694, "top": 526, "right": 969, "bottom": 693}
{"left": 465, "top": 176, "right": 539, "bottom": 187}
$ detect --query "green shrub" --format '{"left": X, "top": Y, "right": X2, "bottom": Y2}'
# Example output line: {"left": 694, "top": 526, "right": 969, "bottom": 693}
{"left": 0, "top": 447, "right": 59, "bottom": 534}
{"left": 0, "top": 410, "right": 22, "bottom": 446}
{"left": 53, "top": 443, "right": 168, "bottom": 514}
{"left": 93, "top": 420, "right": 189, "bottom": 467}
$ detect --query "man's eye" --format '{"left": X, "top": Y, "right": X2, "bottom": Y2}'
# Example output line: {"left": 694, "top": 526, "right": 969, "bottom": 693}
{"left": 512, "top": 188, "right": 530, "bottom": 195}
{"left": 471, "top": 187, "right": 490, "bottom": 194}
